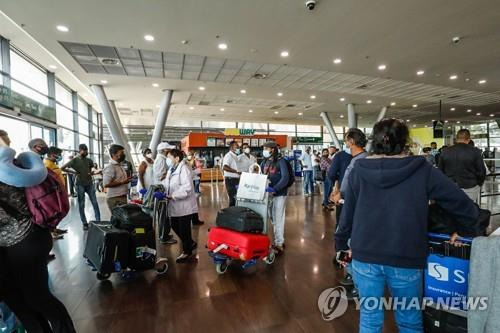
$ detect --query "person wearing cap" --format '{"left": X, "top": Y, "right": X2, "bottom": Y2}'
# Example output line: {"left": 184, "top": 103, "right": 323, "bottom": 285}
{"left": 153, "top": 142, "right": 177, "bottom": 245}
{"left": 28, "top": 138, "right": 49, "bottom": 158}
{"left": 261, "top": 141, "right": 290, "bottom": 253}
{"left": 62, "top": 144, "right": 101, "bottom": 231}
{"left": 222, "top": 141, "right": 241, "bottom": 207}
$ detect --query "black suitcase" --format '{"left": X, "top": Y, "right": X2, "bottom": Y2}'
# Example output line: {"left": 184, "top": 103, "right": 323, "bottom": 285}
{"left": 423, "top": 305, "right": 467, "bottom": 333}
{"left": 215, "top": 206, "right": 264, "bottom": 233}
{"left": 84, "top": 222, "right": 130, "bottom": 277}
{"left": 128, "top": 229, "right": 157, "bottom": 271}
{"left": 111, "top": 204, "right": 153, "bottom": 232}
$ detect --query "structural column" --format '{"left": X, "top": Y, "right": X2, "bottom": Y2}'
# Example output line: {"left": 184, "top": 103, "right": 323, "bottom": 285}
{"left": 347, "top": 103, "right": 357, "bottom": 129}
{"left": 366, "top": 106, "right": 388, "bottom": 153}
{"left": 320, "top": 112, "right": 341, "bottom": 148}
{"left": 149, "top": 89, "right": 173, "bottom": 157}
{"left": 91, "top": 84, "right": 135, "bottom": 171}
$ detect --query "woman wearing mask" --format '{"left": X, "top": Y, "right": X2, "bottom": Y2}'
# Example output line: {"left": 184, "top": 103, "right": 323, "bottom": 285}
{"left": 137, "top": 148, "right": 155, "bottom": 193}
{"left": 162, "top": 149, "right": 197, "bottom": 262}
{"left": 0, "top": 130, "right": 76, "bottom": 332}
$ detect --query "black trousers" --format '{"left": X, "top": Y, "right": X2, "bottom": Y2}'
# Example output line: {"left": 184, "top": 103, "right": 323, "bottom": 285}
{"left": 170, "top": 215, "right": 194, "bottom": 254}
{"left": 157, "top": 201, "right": 172, "bottom": 241}
{"left": 335, "top": 204, "right": 343, "bottom": 231}
{"left": 225, "top": 177, "right": 239, "bottom": 207}
{"left": 1, "top": 226, "right": 75, "bottom": 333}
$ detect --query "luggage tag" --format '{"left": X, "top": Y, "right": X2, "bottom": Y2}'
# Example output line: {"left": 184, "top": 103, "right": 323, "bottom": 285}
{"left": 134, "top": 228, "right": 145, "bottom": 234}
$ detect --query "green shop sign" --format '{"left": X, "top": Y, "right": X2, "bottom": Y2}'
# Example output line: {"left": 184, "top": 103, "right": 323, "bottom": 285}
{"left": 293, "top": 136, "right": 323, "bottom": 144}
{"left": 0, "top": 85, "right": 56, "bottom": 123}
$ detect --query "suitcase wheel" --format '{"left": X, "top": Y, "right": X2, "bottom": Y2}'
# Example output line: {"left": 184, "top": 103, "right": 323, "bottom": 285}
{"left": 264, "top": 250, "right": 276, "bottom": 265}
{"left": 155, "top": 258, "right": 169, "bottom": 275}
{"left": 96, "top": 272, "right": 111, "bottom": 281}
{"left": 215, "top": 262, "right": 229, "bottom": 275}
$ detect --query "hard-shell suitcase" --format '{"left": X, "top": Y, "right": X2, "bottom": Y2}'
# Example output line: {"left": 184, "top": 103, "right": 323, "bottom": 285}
{"left": 423, "top": 305, "right": 467, "bottom": 333}
{"left": 207, "top": 227, "right": 270, "bottom": 261}
{"left": 111, "top": 204, "right": 153, "bottom": 232}
{"left": 215, "top": 206, "right": 264, "bottom": 233}
{"left": 84, "top": 222, "right": 130, "bottom": 275}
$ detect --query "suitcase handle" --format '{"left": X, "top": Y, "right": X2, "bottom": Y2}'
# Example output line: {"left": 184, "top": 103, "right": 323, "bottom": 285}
{"left": 428, "top": 232, "right": 473, "bottom": 244}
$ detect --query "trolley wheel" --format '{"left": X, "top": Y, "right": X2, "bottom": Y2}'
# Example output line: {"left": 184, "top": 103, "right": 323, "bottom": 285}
{"left": 264, "top": 250, "right": 276, "bottom": 265}
{"left": 215, "top": 262, "right": 228, "bottom": 275}
{"left": 96, "top": 272, "right": 111, "bottom": 280}
{"left": 156, "top": 261, "right": 169, "bottom": 275}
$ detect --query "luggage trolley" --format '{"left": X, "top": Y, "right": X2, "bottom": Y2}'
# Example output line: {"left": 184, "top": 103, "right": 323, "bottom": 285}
{"left": 208, "top": 166, "right": 276, "bottom": 274}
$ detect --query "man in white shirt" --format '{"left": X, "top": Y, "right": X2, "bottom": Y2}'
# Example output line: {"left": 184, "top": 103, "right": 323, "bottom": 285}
{"left": 237, "top": 143, "right": 257, "bottom": 173}
{"left": 153, "top": 142, "right": 177, "bottom": 245}
{"left": 299, "top": 146, "right": 314, "bottom": 196}
{"left": 222, "top": 141, "right": 241, "bottom": 206}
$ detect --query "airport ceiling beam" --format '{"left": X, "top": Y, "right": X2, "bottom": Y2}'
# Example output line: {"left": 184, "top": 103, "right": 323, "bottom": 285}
{"left": 320, "top": 112, "right": 341, "bottom": 149}
{"left": 149, "top": 89, "right": 173, "bottom": 158}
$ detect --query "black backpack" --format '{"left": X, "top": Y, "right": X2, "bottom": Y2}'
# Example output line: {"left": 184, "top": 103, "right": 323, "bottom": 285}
{"left": 283, "top": 158, "right": 295, "bottom": 188}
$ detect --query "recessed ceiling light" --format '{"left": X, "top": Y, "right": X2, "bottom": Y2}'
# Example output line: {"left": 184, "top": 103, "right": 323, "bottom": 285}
{"left": 445, "top": 120, "right": 449, "bottom": 123}
{"left": 56, "top": 25, "right": 69, "bottom": 32}
{"left": 144, "top": 34, "right": 155, "bottom": 42}
{"left": 310, "top": 95, "right": 316, "bottom": 99}
{"left": 417, "top": 70, "right": 425, "bottom": 76}
{"left": 155, "top": 104, "right": 160, "bottom": 108}
{"left": 274, "top": 111, "right": 279, "bottom": 114}
{"left": 218, "top": 43, "right": 228, "bottom": 50}
{"left": 412, "top": 124, "right": 417, "bottom": 127}
{"left": 456, "top": 121, "right": 461, "bottom": 124}
{"left": 100, "top": 80, "right": 108, "bottom": 84}
{"left": 220, "top": 108, "right": 225, "bottom": 111}
{"left": 431, "top": 120, "right": 435, "bottom": 122}
{"left": 49, "top": 65, "right": 57, "bottom": 69}
{"left": 277, "top": 92, "right": 283, "bottom": 97}
{"left": 298, "top": 112, "right": 303, "bottom": 116}
{"left": 366, "top": 100, "right": 372, "bottom": 104}
{"left": 340, "top": 97, "right": 345, "bottom": 102}
{"left": 412, "top": 104, "right": 418, "bottom": 108}
{"left": 467, "top": 109, "right": 472, "bottom": 113}
{"left": 450, "top": 107, "right": 455, "bottom": 111}
{"left": 490, "top": 114, "right": 495, "bottom": 117}
{"left": 248, "top": 109, "right": 253, "bottom": 113}
{"left": 406, "top": 119, "right": 410, "bottom": 122}
{"left": 449, "top": 74, "right": 458, "bottom": 80}
{"left": 240, "top": 89, "right": 246, "bottom": 94}
{"left": 198, "top": 86, "right": 205, "bottom": 91}
{"left": 479, "top": 79, "right": 487, "bottom": 84}
{"left": 390, "top": 102, "right": 396, "bottom": 106}
{"left": 152, "top": 83, "right": 159, "bottom": 87}
{"left": 333, "top": 58, "right": 342, "bottom": 64}
{"left": 280, "top": 50, "right": 289, "bottom": 58}
{"left": 189, "top": 106, "right": 194, "bottom": 110}
{"left": 476, "top": 112, "right": 481, "bottom": 116}
{"left": 465, "top": 78, "right": 471, "bottom": 82}
{"left": 340, "top": 115, "right": 344, "bottom": 118}
{"left": 378, "top": 64, "right": 387, "bottom": 71}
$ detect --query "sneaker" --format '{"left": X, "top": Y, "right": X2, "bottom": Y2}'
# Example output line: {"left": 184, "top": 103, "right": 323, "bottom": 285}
{"left": 273, "top": 245, "right": 285, "bottom": 254}
{"left": 51, "top": 232, "right": 64, "bottom": 240}
{"left": 344, "top": 287, "right": 359, "bottom": 301}
{"left": 340, "top": 274, "right": 354, "bottom": 286}
{"left": 193, "top": 220, "right": 205, "bottom": 226}
{"left": 82, "top": 224, "right": 89, "bottom": 231}
{"left": 160, "top": 238, "right": 178, "bottom": 245}
{"left": 54, "top": 228, "right": 68, "bottom": 234}
{"left": 175, "top": 253, "right": 191, "bottom": 263}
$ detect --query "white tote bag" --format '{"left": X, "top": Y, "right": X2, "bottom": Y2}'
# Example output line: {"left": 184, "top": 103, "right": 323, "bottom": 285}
{"left": 236, "top": 171, "right": 268, "bottom": 201}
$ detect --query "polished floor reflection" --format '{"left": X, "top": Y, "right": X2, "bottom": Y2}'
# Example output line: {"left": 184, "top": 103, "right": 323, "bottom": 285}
{"left": 47, "top": 181, "right": 500, "bottom": 333}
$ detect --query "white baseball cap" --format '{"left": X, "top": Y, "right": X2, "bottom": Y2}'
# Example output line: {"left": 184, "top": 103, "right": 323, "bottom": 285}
{"left": 157, "top": 142, "right": 176, "bottom": 151}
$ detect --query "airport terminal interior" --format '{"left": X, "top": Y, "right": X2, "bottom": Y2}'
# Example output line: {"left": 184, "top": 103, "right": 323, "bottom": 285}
{"left": 0, "top": 1, "right": 499, "bottom": 332}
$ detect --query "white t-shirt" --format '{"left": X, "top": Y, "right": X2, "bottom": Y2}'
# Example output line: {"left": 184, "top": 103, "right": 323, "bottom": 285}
{"left": 237, "top": 153, "right": 257, "bottom": 173}
{"left": 299, "top": 152, "right": 313, "bottom": 170}
{"left": 223, "top": 151, "right": 240, "bottom": 178}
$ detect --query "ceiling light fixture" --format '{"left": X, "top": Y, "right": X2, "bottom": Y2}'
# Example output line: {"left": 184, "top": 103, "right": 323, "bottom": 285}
{"left": 220, "top": 108, "right": 225, "bottom": 111}
{"left": 198, "top": 86, "right": 205, "bottom": 91}
{"left": 412, "top": 104, "right": 418, "bottom": 108}
{"left": 298, "top": 112, "right": 303, "bottom": 116}
{"left": 449, "top": 74, "right": 458, "bottom": 80}
{"left": 467, "top": 109, "right": 472, "bottom": 113}
{"left": 280, "top": 50, "right": 289, "bottom": 58}
{"left": 218, "top": 43, "right": 228, "bottom": 50}
{"left": 378, "top": 64, "right": 387, "bottom": 71}
{"left": 144, "top": 34, "right": 155, "bottom": 42}
{"left": 445, "top": 120, "right": 449, "bottom": 123}
{"left": 367, "top": 100, "right": 372, "bottom": 104}
{"left": 310, "top": 95, "right": 316, "bottom": 99}
{"left": 189, "top": 106, "right": 194, "bottom": 110}
{"left": 476, "top": 112, "right": 481, "bottom": 116}
{"left": 456, "top": 121, "right": 461, "bottom": 124}
{"left": 340, "top": 115, "right": 344, "bottom": 118}
{"left": 490, "top": 114, "right": 495, "bottom": 117}
{"left": 390, "top": 102, "right": 396, "bottom": 106}
{"left": 49, "top": 65, "right": 57, "bottom": 69}
{"left": 56, "top": 25, "right": 69, "bottom": 32}
{"left": 152, "top": 83, "right": 159, "bottom": 87}
{"left": 479, "top": 79, "right": 487, "bottom": 84}
{"left": 413, "top": 124, "right": 417, "bottom": 127}
{"left": 277, "top": 92, "right": 283, "bottom": 97}
{"left": 417, "top": 70, "right": 425, "bottom": 76}
{"left": 450, "top": 107, "right": 455, "bottom": 111}
{"left": 333, "top": 58, "right": 342, "bottom": 64}
{"left": 100, "top": 80, "right": 108, "bottom": 84}
{"left": 240, "top": 89, "right": 246, "bottom": 94}
{"left": 155, "top": 104, "right": 160, "bottom": 108}
{"left": 274, "top": 111, "right": 279, "bottom": 114}
{"left": 406, "top": 119, "right": 410, "bottom": 122}
{"left": 248, "top": 109, "right": 253, "bottom": 113}
{"left": 340, "top": 97, "right": 345, "bottom": 102}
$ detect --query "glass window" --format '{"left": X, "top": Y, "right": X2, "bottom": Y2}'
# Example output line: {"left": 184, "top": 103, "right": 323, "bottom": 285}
{"left": 92, "top": 124, "right": 98, "bottom": 139}
{"left": 0, "top": 115, "right": 30, "bottom": 153}
{"left": 43, "top": 127, "right": 56, "bottom": 147}
{"left": 79, "top": 135, "right": 90, "bottom": 149}
{"left": 92, "top": 110, "right": 99, "bottom": 125}
{"left": 56, "top": 104, "right": 74, "bottom": 130}
{"left": 10, "top": 81, "right": 49, "bottom": 105}
{"left": 269, "top": 123, "right": 295, "bottom": 132}
{"left": 57, "top": 128, "right": 75, "bottom": 151}
{"left": 55, "top": 82, "right": 73, "bottom": 109}
{"left": 10, "top": 51, "right": 48, "bottom": 96}
{"left": 30, "top": 124, "right": 43, "bottom": 140}
{"left": 78, "top": 99, "right": 88, "bottom": 119}
{"left": 78, "top": 116, "right": 89, "bottom": 136}
{"left": 92, "top": 139, "right": 100, "bottom": 156}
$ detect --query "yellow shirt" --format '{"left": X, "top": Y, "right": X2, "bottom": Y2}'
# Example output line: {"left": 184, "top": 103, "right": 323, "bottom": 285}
{"left": 44, "top": 159, "right": 65, "bottom": 186}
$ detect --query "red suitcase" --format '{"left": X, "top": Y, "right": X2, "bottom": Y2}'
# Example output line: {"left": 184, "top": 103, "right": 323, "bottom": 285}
{"left": 207, "top": 227, "right": 271, "bottom": 261}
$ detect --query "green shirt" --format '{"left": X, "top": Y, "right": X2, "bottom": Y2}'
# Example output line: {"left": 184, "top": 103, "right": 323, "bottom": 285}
{"left": 65, "top": 156, "right": 94, "bottom": 186}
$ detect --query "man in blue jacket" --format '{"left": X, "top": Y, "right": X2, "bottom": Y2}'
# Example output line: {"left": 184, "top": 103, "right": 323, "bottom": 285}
{"left": 335, "top": 119, "right": 478, "bottom": 332}
{"left": 261, "top": 141, "right": 290, "bottom": 254}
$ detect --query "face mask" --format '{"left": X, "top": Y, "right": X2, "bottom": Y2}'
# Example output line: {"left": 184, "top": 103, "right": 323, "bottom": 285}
{"left": 56, "top": 155, "right": 62, "bottom": 163}
{"left": 81, "top": 151, "right": 88, "bottom": 158}
{"left": 235, "top": 148, "right": 241, "bottom": 155}
{"left": 344, "top": 148, "right": 351, "bottom": 155}
{"left": 39, "top": 146, "right": 49, "bottom": 156}
{"left": 187, "top": 155, "right": 193, "bottom": 160}
{"left": 117, "top": 154, "right": 126, "bottom": 163}
{"left": 263, "top": 150, "right": 271, "bottom": 158}
{"left": 145, "top": 153, "right": 153, "bottom": 159}
{"left": 166, "top": 157, "right": 174, "bottom": 168}
{"left": 244, "top": 148, "right": 251, "bottom": 154}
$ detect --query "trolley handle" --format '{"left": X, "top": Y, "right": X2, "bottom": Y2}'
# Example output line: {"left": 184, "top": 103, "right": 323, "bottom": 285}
{"left": 428, "top": 232, "right": 473, "bottom": 244}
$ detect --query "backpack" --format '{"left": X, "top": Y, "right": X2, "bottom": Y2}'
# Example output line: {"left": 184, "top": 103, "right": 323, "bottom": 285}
{"left": 25, "top": 169, "right": 70, "bottom": 229}
{"left": 269, "top": 158, "right": 295, "bottom": 188}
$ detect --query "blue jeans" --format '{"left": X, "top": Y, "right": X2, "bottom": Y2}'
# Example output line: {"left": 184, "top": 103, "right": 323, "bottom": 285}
{"left": 323, "top": 176, "right": 333, "bottom": 206}
{"left": 76, "top": 184, "right": 101, "bottom": 225}
{"left": 193, "top": 179, "right": 200, "bottom": 193}
{"left": 352, "top": 260, "right": 423, "bottom": 333}
{"left": 303, "top": 170, "right": 313, "bottom": 195}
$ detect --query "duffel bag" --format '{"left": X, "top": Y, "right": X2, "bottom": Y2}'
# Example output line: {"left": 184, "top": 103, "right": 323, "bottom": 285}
{"left": 111, "top": 204, "right": 153, "bottom": 231}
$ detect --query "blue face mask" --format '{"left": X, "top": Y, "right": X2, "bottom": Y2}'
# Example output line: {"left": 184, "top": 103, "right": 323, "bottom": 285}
{"left": 344, "top": 147, "right": 351, "bottom": 155}
{"left": 263, "top": 150, "right": 271, "bottom": 158}
{"left": 56, "top": 155, "right": 62, "bottom": 163}
{"left": 235, "top": 148, "right": 241, "bottom": 155}
{"left": 166, "top": 157, "right": 174, "bottom": 168}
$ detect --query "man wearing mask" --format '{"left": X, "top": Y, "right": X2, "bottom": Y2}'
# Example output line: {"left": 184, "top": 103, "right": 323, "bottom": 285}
{"left": 328, "top": 146, "right": 337, "bottom": 159}
{"left": 103, "top": 144, "right": 132, "bottom": 212}
{"left": 238, "top": 143, "right": 257, "bottom": 173}
{"left": 299, "top": 146, "right": 314, "bottom": 197}
{"left": 222, "top": 141, "right": 241, "bottom": 206}
{"left": 62, "top": 144, "right": 101, "bottom": 230}
{"left": 28, "top": 138, "right": 49, "bottom": 158}
{"left": 153, "top": 142, "right": 177, "bottom": 244}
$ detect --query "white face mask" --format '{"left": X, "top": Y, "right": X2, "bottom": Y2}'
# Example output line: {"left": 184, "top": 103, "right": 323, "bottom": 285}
{"left": 187, "top": 155, "right": 193, "bottom": 160}
{"left": 263, "top": 150, "right": 271, "bottom": 158}
{"left": 244, "top": 148, "right": 251, "bottom": 154}
{"left": 145, "top": 153, "right": 153, "bottom": 159}
{"left": 166, "top": 157, "right": 174, "bottom": 168}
